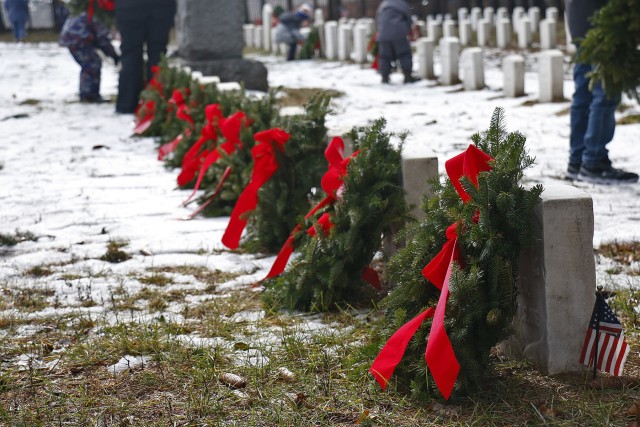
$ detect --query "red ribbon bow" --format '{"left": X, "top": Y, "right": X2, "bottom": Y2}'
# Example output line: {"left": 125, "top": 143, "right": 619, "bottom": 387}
{"left": 221, "top": 128, "right": 290, "bottom": 250}
{"left": 181, "top": 111, "right": 247, "bottom": 206}
{"left": 263, "top": 137, "right": 356, "bottom": 280}
{"left": 369, "top": 144, "right": 492, "bottom": 400}
{"left": 133, "top": 100, "right": 156, "bottom": 135}
{"left": 177, "top": 104, "right": 223, "bottom": 187}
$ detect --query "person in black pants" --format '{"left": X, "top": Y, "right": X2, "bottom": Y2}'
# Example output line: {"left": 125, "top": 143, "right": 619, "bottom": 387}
{"left": 114, "top": 0, "right": 176, "bottom": 114}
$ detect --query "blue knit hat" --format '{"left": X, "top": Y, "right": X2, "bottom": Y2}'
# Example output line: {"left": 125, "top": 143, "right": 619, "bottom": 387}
{"left": 296, "top": 3, "right": 312, "bottom": 19}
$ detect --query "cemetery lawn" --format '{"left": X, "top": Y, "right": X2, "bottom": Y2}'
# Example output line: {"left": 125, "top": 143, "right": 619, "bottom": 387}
{"left": 1, "top": 248, "right": 639, "bottom": 426}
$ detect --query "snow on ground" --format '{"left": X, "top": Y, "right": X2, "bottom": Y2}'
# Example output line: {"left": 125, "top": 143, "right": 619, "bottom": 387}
{"left": 0, "top": 41, "right": 639, "bottom": 320}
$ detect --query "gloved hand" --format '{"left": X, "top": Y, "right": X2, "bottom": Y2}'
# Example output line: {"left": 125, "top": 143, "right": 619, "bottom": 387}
{"left": 113, "top": 54, "right": 120, "bottom": 66}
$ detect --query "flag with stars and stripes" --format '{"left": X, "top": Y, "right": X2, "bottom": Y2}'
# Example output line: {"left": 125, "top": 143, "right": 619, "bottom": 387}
{"left": 579, "top": 293, "right": 630, "bottom": 376}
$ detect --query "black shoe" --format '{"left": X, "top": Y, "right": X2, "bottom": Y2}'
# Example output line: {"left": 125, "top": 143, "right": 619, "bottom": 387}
{"left": 403, "top": 71, "right": 420, "bottom": 84}
{"left": 80, "top": 95, "right": 106, "bottom": 104}
{"left": 381, "top": 75, "right": 390, "bottom": 84}
{"left": 566, "top": 163, "right": 580, "bottom": 180}
{"left": 577, "top": 164, "right": 639, "bottom": 185}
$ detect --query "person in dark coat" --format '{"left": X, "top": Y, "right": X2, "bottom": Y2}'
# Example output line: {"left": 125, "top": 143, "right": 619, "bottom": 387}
{"left": 375, "top": 0, "right": 418, "bottom": 84}
{"left": 5, "top": 0, "right": 29, "bottom": 42}
{"left": 565, "top": 0, "right": 638, "bottom": 184}
{"left": 274, "top": 3, "right": 312, "bottom": 61}
{"left": 114, "top": 0, "right": 176, "bottom": 114}
{"left": 59, "top": 3, "right": 119, "bottom": 103}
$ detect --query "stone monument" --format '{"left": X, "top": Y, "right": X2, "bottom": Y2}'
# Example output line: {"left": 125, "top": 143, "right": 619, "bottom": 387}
{"left": 175, "top": 0, "right": 268, "bottom": 91}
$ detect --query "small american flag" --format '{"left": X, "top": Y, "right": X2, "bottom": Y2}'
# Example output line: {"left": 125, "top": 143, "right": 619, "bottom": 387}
{"left": 579, "top": 293, "right": 629, "bottom": 376}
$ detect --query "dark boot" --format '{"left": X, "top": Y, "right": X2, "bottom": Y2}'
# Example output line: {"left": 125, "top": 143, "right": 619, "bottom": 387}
{"left": 403, "top": 71, "right": 420, "bottom": 84}
{"left": 381, "top": 74, "right": 390, "bottom": 84}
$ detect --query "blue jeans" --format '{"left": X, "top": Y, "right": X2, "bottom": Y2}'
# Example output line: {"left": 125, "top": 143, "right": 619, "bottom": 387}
{"left": 569, "top": 61, "right": 620, "bottom": 168}
{"left": 11, "top": 18, "right": 27, "bottom": 41}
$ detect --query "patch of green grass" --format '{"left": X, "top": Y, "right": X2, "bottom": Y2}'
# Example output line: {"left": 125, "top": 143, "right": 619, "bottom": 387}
{"left": 25, "top": 265, "right": 54, "bottom": 277}
{"left": 149, "top": 265, "right": 241, "bottom": 290}
{"left": 139, "top": 273, "right": 173, "bottom": 287}
{"left": 99, "top": 239, "right": 132, "bottom": 263}
{"left": 618, "top": 114, "right": 640, "bottom": 125}
{"left": 0, "top": 229, "right": 37, "bottom": 246}
{"left": 277, "top": 87, "right": 344, "bottom": 107}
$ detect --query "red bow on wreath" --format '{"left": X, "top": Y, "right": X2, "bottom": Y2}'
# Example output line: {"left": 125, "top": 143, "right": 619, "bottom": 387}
{"left": 222, "top": 128, "right": 290, "bottom": 250}
{"left": 369, "top": 144, "right": 492, "bottom": 400}
{"left": 177, "top": 104, "right": 223, "bottom": 187}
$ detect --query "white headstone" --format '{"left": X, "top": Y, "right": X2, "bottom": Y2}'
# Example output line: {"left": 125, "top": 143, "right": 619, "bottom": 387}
{"left": 512, "top": 6, "right": 525, "bottom": 31}
{"left": 402, "top": 148, "right": 439, "bottom": 220}
{"left": 457, "top": 7, "right": 469, "bottom": 22}
{"left": 416, "top": 37, "right": 435, "bottom": 80}
{"left": 244, "top": 24, "right": 255, "bottom": 48}
{"left": 459, "top": 19, "right": 472, "bottom": 46}
{"left": 253, "top": 25, "right": 263, "bottom": 50}
{"left": 497, "top": 7, "right": 509, "bottom": 21}
{"left": 528, "top": 6, "right": 540, "bottom": 34}
{"left": 443, "top": 20, "right": 457, "bottom": 38}
{"left": 324, "top": 21, "right": 339, "bottom": 60}
{"left": 416, "top": 20, "right": 426, "bottom": 38}
{"left": 461, "top": 47, "right": 484, "bottom": 90}
{"left": 262, "top": 4, "right": 273, "bottom": 52}
{"left": 439, "top": 37, "right": 460, "bottom": 85}
{"left": 496, "top": 18, "right": 512, "bottom": 48}
{"left": 353, "top": 24, "right": 368, "bottom": 64}
{"left": 314, "top": 8, "right": 324, "bottom": 25}
{"left": 503, "top": 185, "right": 596, "bottom": 376}
{"left": 338, "top": 24, "right": 353, "bottom": 61}
{"left": 271, "top": 27, "right": 279, "bottom": 53}
{"left": 477, "top": 19, "right": 491, "bottom": 46}
{"left": 517, "top": 17, "right": 532, "bottom": 48}
{"left": 470, "top": 7, "right": 482, "bottom": 30}
{"left": 428, "top": 20, "right": 442, "bottom": 43}
{"left": 483, "top": 7, "right": 494, "bottom": 26}
{"left": 546, "top": 7, "right": 559, "bottom": 22}
{"left": 538, "top": 49, "right": 564, "bottom": 102}
{"left": 539, "top": 19, "right": 557, "bottom": 50}
{"left": 503, "top": 54, "right": 525, "bottom": 97}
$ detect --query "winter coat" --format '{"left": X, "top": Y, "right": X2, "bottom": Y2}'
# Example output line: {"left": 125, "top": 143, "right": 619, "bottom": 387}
{"left": 59, "top": 13, "right": 117, "bottom": 58}
{"left": 376, "top": 0, "right": 412, "bottom": 42}
{"left": 275, "top": 11, "right": 306, "bottom": 44}
{"left": 565, "top": 0, "right": 607, "bottom": 40}
{"left": 114, "top": 0, "right": 175, "bottom": 11}
{"left": 5, "top": 0, "right": 29, "bottom": 22}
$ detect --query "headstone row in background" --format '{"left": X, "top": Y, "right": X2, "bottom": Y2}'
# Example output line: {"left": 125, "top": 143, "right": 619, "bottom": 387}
{"left": 244, "top": 5, "right": 565, "bottom": 102}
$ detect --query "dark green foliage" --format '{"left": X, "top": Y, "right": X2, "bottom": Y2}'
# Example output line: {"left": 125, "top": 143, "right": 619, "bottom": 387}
{"left": 67, "top": 0, "right": 115, "bottom": 27}
{"left": 298, "top": 27, "right": 320, "bottom": 60}
{"left": 136, "top": 59, "right": 192, "bottom": 137}
{"left": 577, "top": 0, "right": 640, "bottom": 102}
{"left": 242, "top": 95, "right": 332, "bottom": 252}
{"left": 380, "top": 108, "right": 543, "bottom": 398}
{"left": 0, "top": 230, "right": 37, "bottom": 246}
{"left": 264, "top": 118, "right": 411, "bottom": 312}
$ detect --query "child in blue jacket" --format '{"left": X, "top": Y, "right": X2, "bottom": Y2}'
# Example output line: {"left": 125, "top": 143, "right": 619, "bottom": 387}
{"left": 60, "top": 6, "right": 119, "bottom": 103}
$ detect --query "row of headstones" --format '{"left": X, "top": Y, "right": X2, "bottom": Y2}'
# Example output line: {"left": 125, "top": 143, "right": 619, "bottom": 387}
{"left": 243, "top": 5, "right": 562, "bottom": 62}
{"left": 418, "top": 38, "right": 564, "bottom": 102}
{"left": 424, "top": 6, "right": 561, "bottom": 50}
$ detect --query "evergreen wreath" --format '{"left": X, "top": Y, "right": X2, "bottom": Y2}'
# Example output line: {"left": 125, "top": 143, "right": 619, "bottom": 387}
{"left": 264, "top": 118, "right": 411, "bottom": 312}
{"left": 377, "top": 108, "right": 543, "bottom": 399}
{"left": 66, "top": 0, "right": 115, "bottom": 27}
{"left": 577, "top": 0, "right": 640, "bottom": 102}
{"left": 298, "top": 26, "right": 320, "bottom": 60}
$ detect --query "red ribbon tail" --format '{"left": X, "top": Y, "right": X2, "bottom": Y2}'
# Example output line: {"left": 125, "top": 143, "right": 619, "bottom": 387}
{"left": 158, "top": 134, "right": 183, "bottom": 161}
{"left": 369, "top": 308, "right": 436, "bottom": 390}
{"left": 186, "top": 166, "right": 232, "bottom": 220}
{"left": 424, "top": 248, "right": 460, "bottom": 400}
{"left": 362, "top": 266, "right": 382, "bottom": 290}
{"left": 261, "top": 231, "right": 297, "bottom": 282}
{"left": 181, "top": 150, "right": 222, "bottom": 206}
{"left": 133, "top": 117, "right": 153, "bottom": 135}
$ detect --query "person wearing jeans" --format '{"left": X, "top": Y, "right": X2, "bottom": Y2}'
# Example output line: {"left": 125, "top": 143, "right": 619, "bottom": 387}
{"left": 565, "top": 0, "right": 638, "bottom": 184}
{"left": 5, "top": 0, "right": 29, "bottom": 42}
{"left": 114, "top": 0, "right": 176, "bottom": 114}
